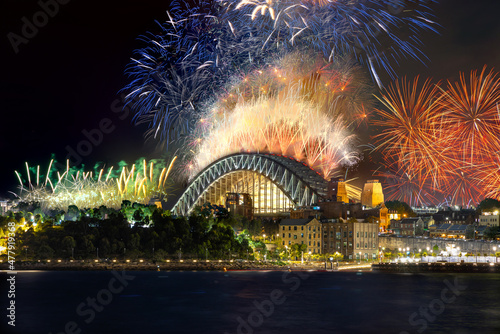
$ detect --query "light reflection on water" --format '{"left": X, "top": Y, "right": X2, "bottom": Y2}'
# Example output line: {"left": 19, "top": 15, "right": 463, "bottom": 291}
{"left": 1, "top": 271, "right": 500, "bottom": 334}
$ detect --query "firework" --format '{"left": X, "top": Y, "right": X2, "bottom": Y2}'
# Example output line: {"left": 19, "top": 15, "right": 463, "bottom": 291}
{"left": 183, "top": 51, "right": 371, "bottom": 182}
{"left": 124, "top": 0, "right": 268, "bottom": 146}
{"left": 227, "top": 0, "right": 437, "bottom": 85}
{"left": 14, "top": 158, "right": 177, "bottom": 212}
{"left": 441, "top": 67, "right": 500, "bottom": 164}
{"left": 374, "top": 68, "right": 500, "bottom": 206}
{"left": 124, "top": 0, "right": 436, "bottom": 147}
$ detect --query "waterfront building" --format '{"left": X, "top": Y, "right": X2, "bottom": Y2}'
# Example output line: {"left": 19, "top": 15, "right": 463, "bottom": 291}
{"left": 378, "top": 204, "right": 401, "bottom": 232}
{"left": 321, "top": 218, "right": 379, "bottom": 260}
{"left": 280, "top": 218, "right": 322, "bottom": 254}
{"left": 478, "top": 212, "right": 500, "bottom": 227}
{"left": 429, "top": 224, "right": 476, "bottom": 239}
{"left": 399, "top": 218, "right": 425, "bottom": 236}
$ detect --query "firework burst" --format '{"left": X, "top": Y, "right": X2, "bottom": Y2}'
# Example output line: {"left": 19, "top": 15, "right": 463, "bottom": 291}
{"left": 374, "top": 68, "right": 500, "bottom": 206}
{"left": 183, "top": 51, "right": 372, "bottom": 181}
{"left": 14, "top": 158, "right": 177, "bottom": 212}
{"left": 124, "top": 0, "right": 437, "bottom": 148}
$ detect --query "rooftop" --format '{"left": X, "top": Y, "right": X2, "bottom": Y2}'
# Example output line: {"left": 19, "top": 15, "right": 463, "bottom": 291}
{"left": 279, "top": 218, "right": 316, "bottom": 226}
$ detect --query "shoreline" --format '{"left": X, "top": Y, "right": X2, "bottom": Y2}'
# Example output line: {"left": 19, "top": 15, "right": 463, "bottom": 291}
{"left": 373, "top": 262, "right": 500, "bottom": 273}
{"left": 0, "top": 260, "right": 372, "bottom": 272}
{"left": 4, "top": 262, "right": 500, "bottom": 273}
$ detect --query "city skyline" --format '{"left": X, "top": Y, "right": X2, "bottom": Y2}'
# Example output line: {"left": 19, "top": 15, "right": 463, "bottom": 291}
{"left": 2, "top": 0, "right": 500, "bottom": 206}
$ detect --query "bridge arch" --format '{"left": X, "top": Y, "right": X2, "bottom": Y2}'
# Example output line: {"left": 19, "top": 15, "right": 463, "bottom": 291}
{"left": 172, "top": 153, "right": 328, "bottom": 216}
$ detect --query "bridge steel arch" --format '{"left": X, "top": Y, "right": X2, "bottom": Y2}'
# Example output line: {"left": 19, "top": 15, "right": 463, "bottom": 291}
{"left": 172, "top": 153, "right": 328, "bottom": 216}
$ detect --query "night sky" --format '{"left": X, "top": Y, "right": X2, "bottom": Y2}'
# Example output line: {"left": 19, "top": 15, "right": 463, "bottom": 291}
{"left": 1, "top": 0, "right": 500, "bottom": 198}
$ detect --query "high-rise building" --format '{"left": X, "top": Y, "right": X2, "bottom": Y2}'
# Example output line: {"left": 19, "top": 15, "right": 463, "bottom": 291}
{"left": 361, "top": 180, "right": 384, "bottom": 208}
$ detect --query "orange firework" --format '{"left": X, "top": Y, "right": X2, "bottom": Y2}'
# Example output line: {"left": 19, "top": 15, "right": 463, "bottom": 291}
{"left": 372, "top": 77, "right": 447, "bottom": 193}
{"left": 373, "top": 68, "right": 500, "bottom": 206}
{"left": 441, "top": 67, "right": 500, "bottom": 164}
{"left": 185, "top": 51, "right": 372, "bottom": 181}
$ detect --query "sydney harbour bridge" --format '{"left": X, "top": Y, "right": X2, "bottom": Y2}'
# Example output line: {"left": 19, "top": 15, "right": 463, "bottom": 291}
{"left": 172, "top": 153, "right": 330, "bottom": 216}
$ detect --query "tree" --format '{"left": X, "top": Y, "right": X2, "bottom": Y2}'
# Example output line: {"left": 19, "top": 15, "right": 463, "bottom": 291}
{"left": 66, "top": 205, "right": 80, "bottom": 221}
{"left": 484, "top": 226, "right": 499, "bottom": 240}
{"left": 61, "top": 236, "right": 76, "bottom": 258}
{"left": 37, "top": 244, "right": 54, "bottom": 259}
{"left": 14, "top": 211, "right": 24, "bottom": 223}
{"left": 133, "top": 209, "right": 144, "bottom": 225}
{"left": 414, "top": 220, "right": 424, "bottom": 236}
{"left": 384, "top": 200, "right": 416, "bottom": 217}
{"left": 99, "top": 238, "right": 111, "bottom": 257}
{"left": 477, "top": 198, "right": 500, "bottom": 214}
{"left": 465, "top": 225, "right": 475, "bottom": 239}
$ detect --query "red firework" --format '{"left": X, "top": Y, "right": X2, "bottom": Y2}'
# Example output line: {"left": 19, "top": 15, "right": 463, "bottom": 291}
{"left": 373, "top": 68, "right": 500, "bottom": 205}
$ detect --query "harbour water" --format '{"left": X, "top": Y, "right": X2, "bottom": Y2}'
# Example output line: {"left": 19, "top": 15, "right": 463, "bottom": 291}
{"left": 1, "top": 270, "right": 500, "bottom": 334}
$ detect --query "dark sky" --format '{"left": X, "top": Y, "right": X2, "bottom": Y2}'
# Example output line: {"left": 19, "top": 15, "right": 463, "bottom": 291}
{"left": 1, "top": 0, "right": 500, "bottom": 198}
